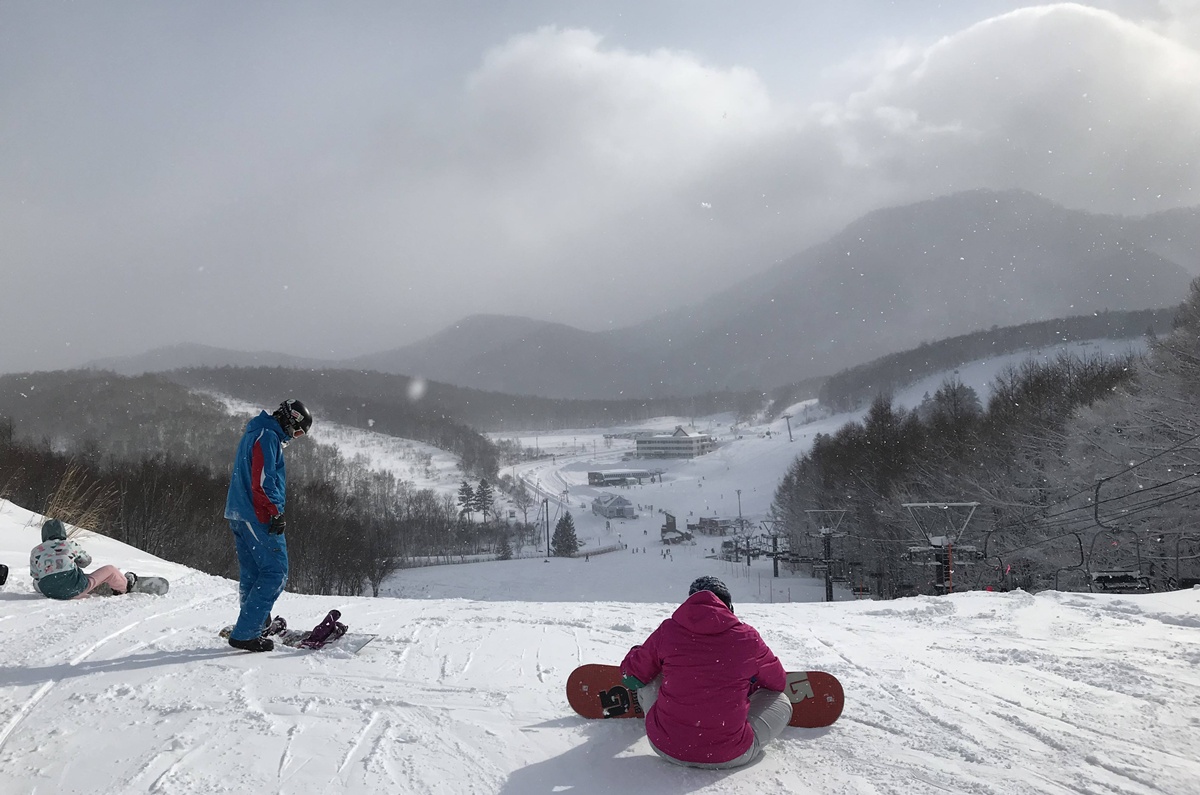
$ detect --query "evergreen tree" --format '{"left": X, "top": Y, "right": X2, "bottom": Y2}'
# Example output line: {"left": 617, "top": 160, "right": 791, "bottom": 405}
{"left": 457, "top": 480, "right": 475, "bottom": 522}
{"left": 497, "top": 532, "right": 513, "bottom": 561}
{"left": 862, "top": 393, "right": 911, "bottom": 495}
{"left": 551, "top": 511, "right": 580, "bottom": 557}
{"left": 474, "top": 478, "right": 495, "bottom": 523}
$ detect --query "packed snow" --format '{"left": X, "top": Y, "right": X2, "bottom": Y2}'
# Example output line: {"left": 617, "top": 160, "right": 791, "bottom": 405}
{"left": 2, "top": 497, "right": 1198, "bottom": 794}
{"left": 4, "top": 337, "right": 1196, "bottom": 795}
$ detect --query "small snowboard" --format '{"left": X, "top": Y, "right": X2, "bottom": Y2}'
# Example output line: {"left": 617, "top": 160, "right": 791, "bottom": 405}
{"left": 219, "top": 611, "right": 376, "bottom": 654}
{"left": 566, "top": 663, "right": 844, "bottom": 728}
{"left": 131, "top": 576, "right": 170, "bottom": 595}
{"left": 92, "top": 575, "right": 170, "bottom": 596}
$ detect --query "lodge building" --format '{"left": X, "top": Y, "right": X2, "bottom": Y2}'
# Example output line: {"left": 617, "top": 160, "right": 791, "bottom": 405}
{"left": 634, "top": 426, "right": 714, "bottom": 459}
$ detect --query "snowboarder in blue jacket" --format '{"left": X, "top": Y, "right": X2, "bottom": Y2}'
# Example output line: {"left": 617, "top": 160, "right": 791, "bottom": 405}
{"left": 224, "top": 399, "right": 312, "bottom": 652}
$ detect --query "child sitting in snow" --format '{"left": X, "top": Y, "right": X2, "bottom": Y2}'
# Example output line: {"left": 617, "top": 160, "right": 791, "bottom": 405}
{"left": 29, "top": 518, "right": 137, "bottom": 599}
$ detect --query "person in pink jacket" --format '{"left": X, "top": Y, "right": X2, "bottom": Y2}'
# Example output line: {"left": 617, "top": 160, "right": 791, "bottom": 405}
{"left": 620, "top": 576, "right": 793, "bottom": 768}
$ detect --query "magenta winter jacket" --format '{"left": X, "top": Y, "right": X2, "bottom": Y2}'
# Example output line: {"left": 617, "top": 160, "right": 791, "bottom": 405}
{"left": 621, "top": 590, "right": 787, "bottom": 765}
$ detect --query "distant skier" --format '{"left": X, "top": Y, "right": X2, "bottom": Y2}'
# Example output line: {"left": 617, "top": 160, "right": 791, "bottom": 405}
{"left": 620, "top": 576, "right": 792, "bottom": 769}
{"left": 29, "top": 518, "right": 137, "bottom": 599}
{"left": 224, "top": 399, "right": 312, "bottom": 652}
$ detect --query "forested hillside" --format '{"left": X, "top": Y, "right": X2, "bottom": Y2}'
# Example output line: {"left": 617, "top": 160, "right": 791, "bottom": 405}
{"left": 0, "top": 371, "right": 521, "bottom": 595}
{"left": 772, "top": 286, "right": 1200, "bottom": 598}
{"left": 162, "top": 365, "right": 764, "bottom": 433}
{"left": 161, "top": 367, "right": 499, "bottom": 477}
{"left": 816, "top": 307, "right": 1173, "bottom": 412}
{"left": 0, "top": 371, "right": 239, "bottom": 470}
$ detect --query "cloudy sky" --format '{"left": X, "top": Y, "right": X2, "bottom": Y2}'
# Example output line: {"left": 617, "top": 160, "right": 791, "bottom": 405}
{"left": 3, "top": 1, "right": 1199, "bottom": 372}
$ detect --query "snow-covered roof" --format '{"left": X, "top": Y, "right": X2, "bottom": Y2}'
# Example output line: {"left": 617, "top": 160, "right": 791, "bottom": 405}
{"left": 592, "top": 493, "right": 632, "bottom": 507}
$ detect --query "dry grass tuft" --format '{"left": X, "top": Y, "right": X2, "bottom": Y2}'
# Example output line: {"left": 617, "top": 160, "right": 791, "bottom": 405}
{"left": 43, "top": 462, "right": 118, "bottom": 538}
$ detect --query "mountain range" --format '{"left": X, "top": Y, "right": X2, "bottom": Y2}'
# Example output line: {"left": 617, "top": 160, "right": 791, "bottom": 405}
{"left": 90, "top": 189, "right": 1198, "bottom": 399}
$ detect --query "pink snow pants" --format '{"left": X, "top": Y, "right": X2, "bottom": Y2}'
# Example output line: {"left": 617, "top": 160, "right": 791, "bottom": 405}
{"left": 77, "top": 565, "right": 127, "bottom": 597}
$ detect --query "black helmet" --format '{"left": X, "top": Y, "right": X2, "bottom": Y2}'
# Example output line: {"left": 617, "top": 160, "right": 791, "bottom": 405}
{"left": 688, "top": 575, "right": 733, "bottom": 611}
{"left": 273, "top": 399, "right": 313, "bottom": 439}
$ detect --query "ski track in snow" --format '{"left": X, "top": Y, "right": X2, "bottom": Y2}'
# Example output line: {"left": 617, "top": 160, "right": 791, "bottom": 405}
{"left": 0, "top": 588, "right": 224, "bottom": 757}
{"left": 1, "top": 561, "right": 1196, "bottom": 794}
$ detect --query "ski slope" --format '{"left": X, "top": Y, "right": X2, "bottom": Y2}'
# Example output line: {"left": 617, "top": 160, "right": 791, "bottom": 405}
{"left": 3, "top": 336, "right": 1181, "bottom": 794}
{"left": 212, "top": 336, "right": 1146, "bottom": 550}
{"left": 2, "top": 497, "right": 1198, "bottom": 795}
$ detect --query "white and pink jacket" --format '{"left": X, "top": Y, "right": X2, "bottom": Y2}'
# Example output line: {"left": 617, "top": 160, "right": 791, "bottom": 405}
{"left": 29, "top": 519, "right": 91, "bottom": 581}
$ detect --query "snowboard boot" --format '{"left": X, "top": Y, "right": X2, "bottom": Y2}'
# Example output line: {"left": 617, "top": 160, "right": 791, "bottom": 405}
{"left": 123, "top": 572, "right": 138, "bottom": 594}
{"left": 262, "top": 615, "right": 287, "bottom": 637}
{"left": 229, "top": 636, "right": 275, "bottom": 652}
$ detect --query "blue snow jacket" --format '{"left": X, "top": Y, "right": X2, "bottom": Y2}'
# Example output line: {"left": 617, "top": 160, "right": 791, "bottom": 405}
{"left": 224, "top": 412, "right": 288, "bottom": 526}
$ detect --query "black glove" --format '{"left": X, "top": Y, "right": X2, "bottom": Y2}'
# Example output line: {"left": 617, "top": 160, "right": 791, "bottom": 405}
{"left": 269, "top": 515, "right": 287, "bottom": 535}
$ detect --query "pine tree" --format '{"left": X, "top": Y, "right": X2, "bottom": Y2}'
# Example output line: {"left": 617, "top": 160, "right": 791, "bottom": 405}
{"left": 497, "top": 532, "right": 513, "bottom": 561}
{"left": 474, "top": 478, "right": 495, "bottom": 523}
{"left": 551, "top": 511, "right": 580, "bottom": 557}
{"left": 457, "top": 480, "right": 475, "bottom": 522}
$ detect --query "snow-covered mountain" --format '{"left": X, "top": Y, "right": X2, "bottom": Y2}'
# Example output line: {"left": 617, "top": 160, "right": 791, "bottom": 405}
{"left": 80, "top": 190, "right": 1192, "bottom": 399}
{"left": 623, "top": 189, "right": 1189, "bottom": 392}
{"left": 356, "top": 189, "right": 1191, "bottom": 397}
{"left": 83, "top": 342, "right": 333, "bottom": 376}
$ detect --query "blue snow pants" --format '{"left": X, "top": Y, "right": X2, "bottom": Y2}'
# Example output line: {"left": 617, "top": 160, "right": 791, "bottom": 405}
{"left": 229, "top": 520, "right": 289, "bottom": 641}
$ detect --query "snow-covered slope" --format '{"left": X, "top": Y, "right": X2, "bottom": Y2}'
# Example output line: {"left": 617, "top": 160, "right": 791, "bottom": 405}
{"left": 1, "top": 337, "right": 1188, "bottom": 794}
{"left": 887, "top": 337, "right": 1145, "bottom": 410}
{"left": 2, "top": 499, "right": 1198, "bottom": 795}
{"left": 204, "top": 337, "right": 1144, "bottom": 532}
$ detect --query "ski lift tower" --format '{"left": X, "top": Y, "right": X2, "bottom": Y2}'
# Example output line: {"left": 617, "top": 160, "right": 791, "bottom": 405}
{"left": 759, "top": 519, "right": 788, "bottom": 577}
{"left": 903, "top": 502, "right": 979, "bottom": 595}
{"left": 805, "top": 509, "right": 847, "bottom": 602}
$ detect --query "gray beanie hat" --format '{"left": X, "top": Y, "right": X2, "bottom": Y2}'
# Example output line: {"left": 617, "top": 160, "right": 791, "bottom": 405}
{"left": 688, "top": 575, "right": 733, "bottom": 611}
{"left": 41, "top": 518, "right": 68, "bottom": 542}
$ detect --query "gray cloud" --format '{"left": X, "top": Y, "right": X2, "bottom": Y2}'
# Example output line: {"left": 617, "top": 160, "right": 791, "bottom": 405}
{"left": 2, "top": 2, "right": 1199, "bottom": 372}
{"left": 824, "top": 5, "right": 1200, "bottom": 206}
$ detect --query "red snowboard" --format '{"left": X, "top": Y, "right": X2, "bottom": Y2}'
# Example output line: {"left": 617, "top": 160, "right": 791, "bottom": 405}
{"left": 566, "top": 663, "right": 844, "bottom": 728}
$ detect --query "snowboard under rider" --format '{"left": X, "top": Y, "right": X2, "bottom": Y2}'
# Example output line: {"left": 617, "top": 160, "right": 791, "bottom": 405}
{"left": 620, "top": 576, "right": 793, "bottom": 769}
{"left": 224, "top": 399, "right": 312, "bottom": 652}
{"left": 29, "top": 518, "right": 138, "bottom": 599}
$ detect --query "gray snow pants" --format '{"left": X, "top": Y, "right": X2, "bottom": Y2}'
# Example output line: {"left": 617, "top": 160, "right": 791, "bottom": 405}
{"left": 635, "top": 677, "right": 793, "bottom": 769}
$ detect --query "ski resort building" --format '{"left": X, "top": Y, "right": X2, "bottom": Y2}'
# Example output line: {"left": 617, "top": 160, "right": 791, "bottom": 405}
{"left": 591, "top": 493, "right": 636, "bottom": 519}
{"left": 660, "top": 513, "right": 693, "bottom": 545}
{"left": 587, "top": 469, "right": 652, "bottom": 486}
{"left": 687, "top": 516, "right": 735, "bottom": 536}
{"left": 634, "top": 426, "right": 714, "bottom": 459}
